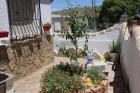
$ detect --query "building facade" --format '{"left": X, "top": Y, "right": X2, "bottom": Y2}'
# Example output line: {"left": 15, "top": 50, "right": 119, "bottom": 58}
{"left": 0, "top": 0, "right": 54, "bottom": 79}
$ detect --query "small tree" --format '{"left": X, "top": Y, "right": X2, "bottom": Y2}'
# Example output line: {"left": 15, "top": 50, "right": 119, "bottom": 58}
{"left": 59, "top": 5, "right": 88, "bottom": 65}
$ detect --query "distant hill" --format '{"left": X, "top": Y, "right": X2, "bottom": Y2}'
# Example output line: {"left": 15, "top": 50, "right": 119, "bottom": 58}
{"left": 52, "top": 6, "right": 101, "bottom": 17}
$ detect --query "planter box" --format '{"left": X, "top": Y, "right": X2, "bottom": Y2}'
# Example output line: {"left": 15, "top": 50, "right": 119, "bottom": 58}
{"left": 0, "top": 72, "right": 15, "bottom": 93}
{"left": 0, "top": 32, "right": 8, "bottom": 38}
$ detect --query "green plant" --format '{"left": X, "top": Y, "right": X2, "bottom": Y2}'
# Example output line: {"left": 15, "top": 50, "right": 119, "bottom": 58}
{"left": 110, "top": 41, "right": 120, "bottom": 53}
{"left": 58, "top": 4, "right": 89, "bottom": 64}
{"left": 41, "top": 65, "right": 105, "bottom": 93}
{"left": 86, "top": 68, "right": 104, "bottom": 86}
{"left": 127, "top": 16, "right": 134, "bottom": 28}
{"left": 41, "top": 1, "right": 106, "bottom": 92}
{"left": 41, "top": 66, "right": 85, "bottom": 93}
{"left": 57, "top": 62, "right": 85, "bottom": 76}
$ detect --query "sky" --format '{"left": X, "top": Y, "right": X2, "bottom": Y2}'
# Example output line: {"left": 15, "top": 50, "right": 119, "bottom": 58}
{"left": 51, "top": 0, "right": 103, "bottom": 11}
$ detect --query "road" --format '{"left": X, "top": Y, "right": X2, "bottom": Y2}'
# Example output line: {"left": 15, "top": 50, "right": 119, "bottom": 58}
{"left": 53, "top": 25, "right": 120, "bottom": 55}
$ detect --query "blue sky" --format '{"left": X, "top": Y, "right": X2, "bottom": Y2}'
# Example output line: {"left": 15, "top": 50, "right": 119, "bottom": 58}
{"left": 51, "top": 0, "right": 103, "bottom": 10}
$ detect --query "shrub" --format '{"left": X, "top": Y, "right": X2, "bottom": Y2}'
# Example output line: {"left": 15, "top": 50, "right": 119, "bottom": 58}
{"left": 57, "top": 62, "right": 85, "bottom": 76}
{"left": 41, "top": 64, "right": 106, "bottom": 93}
{"left": 86, "top": 68, "right": 105, "bottom": 86}
{"left": 110, "top": 41, "right": 120, "bottom": 53}
{"left": 41, "top": 66, "right": 85, "bottom": 93}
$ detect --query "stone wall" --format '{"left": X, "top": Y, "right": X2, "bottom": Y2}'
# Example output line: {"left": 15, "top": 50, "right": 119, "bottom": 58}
{"left": 0, "top": 35, "right": 53, "bottom": 79}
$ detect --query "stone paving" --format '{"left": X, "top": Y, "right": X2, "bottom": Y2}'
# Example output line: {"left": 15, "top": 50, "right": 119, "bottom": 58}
{"left": 14, "top": 57, "right": 129, "bottom": 93}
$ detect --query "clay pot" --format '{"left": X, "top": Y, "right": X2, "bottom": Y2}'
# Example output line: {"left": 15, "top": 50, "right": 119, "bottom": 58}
{"left": 0, "top": 31, "right": 8, "bottom": 38}
{"left": 43, "top": 24, "right": 51, "bottom": 31}
{"left": 110, "top": 53, "right": 119, "bottom": 62}
{"left": 132, "top": 20, "right": 140, "bottom": 25}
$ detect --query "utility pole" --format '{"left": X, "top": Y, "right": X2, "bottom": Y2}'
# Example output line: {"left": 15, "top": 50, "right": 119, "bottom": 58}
{"left": 92, "top": 0, "right": 96, "bottom": 31}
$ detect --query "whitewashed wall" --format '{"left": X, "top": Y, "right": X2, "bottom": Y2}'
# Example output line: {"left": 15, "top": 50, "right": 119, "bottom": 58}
{"left": 119, "top": 23, "right": 140, "bottom": 93}
{"left": 0, "top": 0, "right": 10, "bottom": 33}
{"left": 40, "top": 0, "right": 54, "bottom": 35}
{"left": 0, "top": 0, "right": 53, "bottom": 39}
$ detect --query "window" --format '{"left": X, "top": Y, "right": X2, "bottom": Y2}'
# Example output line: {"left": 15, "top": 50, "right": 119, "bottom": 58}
{"left": 7, "top": 0, "right": 42, "bottom": 41}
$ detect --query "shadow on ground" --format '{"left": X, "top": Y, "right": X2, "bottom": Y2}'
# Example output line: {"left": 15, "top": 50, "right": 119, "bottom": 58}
{"left": 110, "top": 62, "right": 130, "bottom": 93}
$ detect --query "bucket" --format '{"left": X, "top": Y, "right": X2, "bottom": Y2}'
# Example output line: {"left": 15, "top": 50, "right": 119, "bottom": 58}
{"left": 86, "top": 52, "right": 94, "bottom": 65}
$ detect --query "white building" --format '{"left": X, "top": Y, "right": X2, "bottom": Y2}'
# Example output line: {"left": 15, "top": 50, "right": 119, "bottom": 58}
{"left": 0, "top": 0, "right": 53, "bottom": 45}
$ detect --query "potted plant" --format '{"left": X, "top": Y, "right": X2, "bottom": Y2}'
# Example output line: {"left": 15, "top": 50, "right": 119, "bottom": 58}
{"left": 43, "top": 22, "right": 51, "bottom": 31}
{"left": 109, "top": 41, "right": 120, "bottom": 62}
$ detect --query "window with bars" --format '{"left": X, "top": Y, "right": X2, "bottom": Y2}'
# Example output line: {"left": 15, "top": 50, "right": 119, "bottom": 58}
{"left": 7, "top": 0, "right": 42, "bottom": 41}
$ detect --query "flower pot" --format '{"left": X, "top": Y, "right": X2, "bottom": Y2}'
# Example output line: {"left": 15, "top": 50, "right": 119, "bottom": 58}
{"left": 110, "top": 53, "right": 118, "bottom": 62}
{"left": 132, "top": 20, "right": 140, "bottom": 25}
{"left": 137, "top": 20, "right": 140, "bottom": 25}
{"left": 43, "top": 24, "right": 51, "bottom": 31}
{"left": 0, "top": 31, "right": 8, "bottom": 38}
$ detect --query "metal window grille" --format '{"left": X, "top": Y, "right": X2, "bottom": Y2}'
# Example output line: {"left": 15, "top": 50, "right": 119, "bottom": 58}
{"left": 7, "top": 0, "right": 42, "bottom": 41}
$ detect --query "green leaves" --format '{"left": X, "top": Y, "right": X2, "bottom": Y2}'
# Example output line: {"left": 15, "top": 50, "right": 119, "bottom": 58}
{"left": 86, "top": 68, "right": 104, "bottom": 85}
{"left": 41, "top": 65, "right": 85, "bottom": 93}
{"left": 110, "top": 41, "right": 120, "bottom": 53}
{"left": 41, "top": 64, "right": 105, "bottom": 93}
{"left": 59, "top": 47, "right": 86, "bottom": 62}
{"left": 60, "top": 6, "right": 88, "bottom": 63}
{"left": 99, "top": 0, "right": 140, "bottom": 24}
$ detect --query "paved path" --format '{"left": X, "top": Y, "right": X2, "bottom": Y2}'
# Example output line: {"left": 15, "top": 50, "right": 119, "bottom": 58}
{"left": 14, "top": 60, "right": 60, "bottom": 93}
{"left": 14, "top": 57, "right": 129, "bottom": 93}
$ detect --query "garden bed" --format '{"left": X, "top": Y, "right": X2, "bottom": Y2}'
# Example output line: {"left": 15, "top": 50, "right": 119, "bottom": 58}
{"left": 40, "top": 63, "right": 108, "bottom": 93}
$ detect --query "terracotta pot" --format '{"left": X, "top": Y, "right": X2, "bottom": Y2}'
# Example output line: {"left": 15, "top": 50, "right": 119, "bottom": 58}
{"left": 110, "top": 53, "right": 118, "bottom": 62}
{"left": 137, "top": 20, "right": 140, "bottom": 25}
{"left": 43, "top": 24, "right": 51, "bottom": 31}
{"left": 132, "top": 20, "right": 140, "bottom": 25}
{"left": 0, "top": 31, "right": 8, "bottom": 38}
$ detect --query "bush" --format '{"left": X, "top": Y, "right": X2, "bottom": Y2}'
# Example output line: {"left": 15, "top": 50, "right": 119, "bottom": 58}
{"left": 41, "top": 64, "right": 85, "bottom": 93}
{"left": 110, "top": 41, "right": 120, "bottom": 53}
{"left": 57, "top": 62, "right": 85, "bottom": 76}
{"left": 86, "top": 68, "right": 105, "bottom": 86}
{"left": 41, "top": 63, "right": 106, "bottom": 93}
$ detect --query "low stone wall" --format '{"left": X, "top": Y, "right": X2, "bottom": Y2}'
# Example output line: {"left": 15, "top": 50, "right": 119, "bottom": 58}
{"left": 54, "top": 25, "right": 115, "bottom": 37}
{"left": 0, "top": 35, "right": 54, "bottom": 79}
